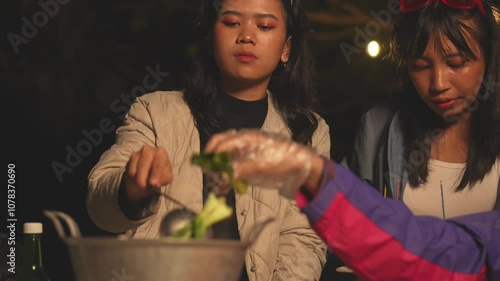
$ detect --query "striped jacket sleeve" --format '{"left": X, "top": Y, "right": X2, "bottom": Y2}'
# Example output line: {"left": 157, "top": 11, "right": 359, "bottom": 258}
{"left": 296, "top": 158, "right": 500, "bottom": 281}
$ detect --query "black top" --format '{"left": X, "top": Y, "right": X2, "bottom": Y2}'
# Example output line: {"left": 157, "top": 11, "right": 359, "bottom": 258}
{"left": 216, "top": 90, "right": 268, "bottom": 130}
{"left": 201, "top": 91, "right": 268, "bottom": 281}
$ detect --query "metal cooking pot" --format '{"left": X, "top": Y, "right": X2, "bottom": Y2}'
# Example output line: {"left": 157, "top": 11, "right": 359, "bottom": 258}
{"left": 44, "top": 210, "right": 273, "bottom": 281}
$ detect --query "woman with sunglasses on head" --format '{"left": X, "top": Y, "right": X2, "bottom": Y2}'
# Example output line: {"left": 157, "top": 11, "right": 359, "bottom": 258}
{"left": 346, "top": 0, "right": 500, "bottom": 220}
{"left": 86, "top": 1, "right": 330, "bottom": 280}
{"left": 204, "top": 129, "right": 500, "bottom": 281}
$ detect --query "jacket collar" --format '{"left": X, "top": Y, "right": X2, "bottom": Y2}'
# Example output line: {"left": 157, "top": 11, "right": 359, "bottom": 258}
{"left": 261, "top": 90, "right": 288, "bottom": 134}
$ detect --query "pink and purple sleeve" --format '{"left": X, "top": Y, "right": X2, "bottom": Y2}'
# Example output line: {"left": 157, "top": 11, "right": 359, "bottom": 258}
{"left": 296, "top": 157, "right": 500, "bottom": 281}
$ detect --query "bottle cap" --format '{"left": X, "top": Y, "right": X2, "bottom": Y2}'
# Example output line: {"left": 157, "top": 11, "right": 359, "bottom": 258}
{"left": 24, "top": 222, "right": 43, "bottom": 234}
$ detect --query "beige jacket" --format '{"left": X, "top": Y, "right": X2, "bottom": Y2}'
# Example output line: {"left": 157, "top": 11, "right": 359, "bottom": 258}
{"left": 87, "top": 91, "right": 331, "bottom": 281}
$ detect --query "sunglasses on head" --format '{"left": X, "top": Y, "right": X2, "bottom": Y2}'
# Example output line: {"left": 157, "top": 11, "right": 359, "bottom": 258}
{"left": 400, "top": 0, "right": 486, "bottom": 17}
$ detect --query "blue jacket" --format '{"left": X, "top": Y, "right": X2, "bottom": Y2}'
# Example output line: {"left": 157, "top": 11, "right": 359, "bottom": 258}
{"left": 298, "top": 160, "right": 500, "bottom": 281}
{"left": 345, "top": 99, "right": 500, "bottom": 210}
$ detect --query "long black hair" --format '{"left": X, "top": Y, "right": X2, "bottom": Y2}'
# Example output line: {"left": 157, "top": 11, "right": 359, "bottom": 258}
{"left": 389, "top": 1, "right": 500, "bottom": 191}
{"left": 183, "top": 0, "right": 319, "bottom": 146}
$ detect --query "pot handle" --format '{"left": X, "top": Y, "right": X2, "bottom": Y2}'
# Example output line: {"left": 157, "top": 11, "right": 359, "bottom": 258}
{"left": 43, "top": 210, "right": 82, "bottom": 238}
{"left": 244, "top": 217, "right": 275, "bottom": 245}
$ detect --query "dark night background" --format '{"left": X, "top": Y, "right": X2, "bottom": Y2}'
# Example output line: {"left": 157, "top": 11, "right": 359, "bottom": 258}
{"left": 3, "top": 0, "right": 401, "bottom": 280}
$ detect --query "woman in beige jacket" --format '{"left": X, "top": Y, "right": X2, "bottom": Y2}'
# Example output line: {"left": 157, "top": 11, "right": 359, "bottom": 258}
{"left": 87, "top": 0, "right": 330, "bottom": 280}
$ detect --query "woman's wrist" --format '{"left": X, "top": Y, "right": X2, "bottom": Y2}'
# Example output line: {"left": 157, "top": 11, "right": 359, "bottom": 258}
{"left": 302, "top": 155, "right": 325, "bottom": 195}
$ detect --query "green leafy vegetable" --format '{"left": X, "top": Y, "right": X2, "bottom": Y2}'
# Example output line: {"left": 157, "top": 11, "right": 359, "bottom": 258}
{"left": 170, "top": 152, "right": 249, "bottom": 239}
{"left": 171, "top": 192, "right": 233, "bottom": 239}
{"left": 191, "top": 152, "right": 248, "bottom": 194}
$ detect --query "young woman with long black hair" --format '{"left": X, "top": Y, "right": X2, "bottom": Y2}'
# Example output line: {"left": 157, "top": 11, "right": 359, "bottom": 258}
{"left": 87, "top": 1, "right": 330, "bottom": 280}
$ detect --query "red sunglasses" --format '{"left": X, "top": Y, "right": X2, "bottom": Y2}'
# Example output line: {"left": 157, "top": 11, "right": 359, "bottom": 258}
{"left": 400, "top": 0, "right": 486, "bottom": 17}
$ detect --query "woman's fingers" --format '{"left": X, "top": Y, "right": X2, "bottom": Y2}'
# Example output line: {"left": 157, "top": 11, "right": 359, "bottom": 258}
{"left": 205, "top": 129, "right": 241, "bottom": 152}
{"left": 126, "top": 150, "right": 140, "bottom": 179}
{"left": 149, "top": 147, "right": 173, "bottom": 187}
{"left": 125, "top": 145, "right": 173, "bottom": 201}
{"left": 135, "top": 146, "right": 155, "bottom": 189}
{"left": 232, "top": 160, "right": 264, "bottom": 181}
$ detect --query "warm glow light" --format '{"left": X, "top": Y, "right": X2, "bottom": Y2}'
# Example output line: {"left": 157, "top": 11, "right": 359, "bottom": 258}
{"left": 367, "top": 41, "right": 380, "bottom": 58}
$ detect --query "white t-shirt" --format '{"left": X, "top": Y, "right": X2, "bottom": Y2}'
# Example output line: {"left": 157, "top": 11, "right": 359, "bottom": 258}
{"left": 403, "top": 159, "right": 499, "bottom": 219}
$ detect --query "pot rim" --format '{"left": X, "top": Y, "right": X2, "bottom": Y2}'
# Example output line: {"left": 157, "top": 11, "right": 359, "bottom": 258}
{"left": 64, "top": 237, "right": 251, "bottom": 249}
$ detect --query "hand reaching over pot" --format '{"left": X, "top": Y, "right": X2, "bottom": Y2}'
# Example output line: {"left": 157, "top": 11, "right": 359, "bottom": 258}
{"left": 205, "top": 129, "right": 325, "bottom": 199}
{"left": 124, "top": 145, "right": 173, "bottom": 201}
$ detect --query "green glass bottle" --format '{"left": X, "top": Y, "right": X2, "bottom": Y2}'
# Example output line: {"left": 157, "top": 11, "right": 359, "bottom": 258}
{"left": 18, "top": 222, "right": 51, "bottom": 281}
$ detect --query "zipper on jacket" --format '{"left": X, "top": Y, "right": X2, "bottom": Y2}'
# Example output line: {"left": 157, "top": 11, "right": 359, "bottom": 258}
{"left": 440, "top": 180, "right": 446, "bottom": 219}
{"left": 396, "top": 179, "right": 401, "bottom": 200}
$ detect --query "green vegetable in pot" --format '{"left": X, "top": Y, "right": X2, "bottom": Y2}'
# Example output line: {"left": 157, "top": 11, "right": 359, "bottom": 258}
{"left": 169, "top": 152, "right": 248, "bottom": 239}
{"left": 171, "top": 192, "right": 233, "bottom": 239}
